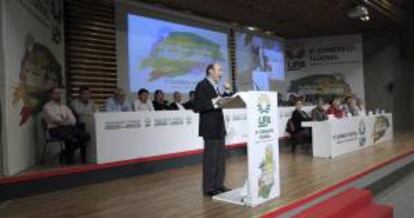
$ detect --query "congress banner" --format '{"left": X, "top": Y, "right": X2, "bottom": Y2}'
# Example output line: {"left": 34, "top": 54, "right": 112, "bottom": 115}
{"left": 283, "top": 34, "right": 364, "bottom": 104}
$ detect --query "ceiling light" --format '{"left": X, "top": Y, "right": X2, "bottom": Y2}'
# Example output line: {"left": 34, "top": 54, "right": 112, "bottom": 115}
{"left": 264, "top": 30, "right": 273, "bottom": 36}
{"left": 247, "top": 26, "right": 257, "bottom": 31}
{"left": 360, "top": 15, "right": 370, "bottom": 22}
{"left": 348, "top": 5, "right": 369, "bottom": 19}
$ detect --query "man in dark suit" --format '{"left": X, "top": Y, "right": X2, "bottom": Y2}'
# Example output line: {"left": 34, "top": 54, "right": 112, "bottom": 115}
{"left": 183, "top": 91, "right": 195, "bottom": 110}
{"left": 152, "top": 89, "right": 169, "bottom": 110}
{"left": 169, "top": 91, "right": 185, "bottom": 110}
{"left": 193, "top": 63, "right": 230, "bottom": 196}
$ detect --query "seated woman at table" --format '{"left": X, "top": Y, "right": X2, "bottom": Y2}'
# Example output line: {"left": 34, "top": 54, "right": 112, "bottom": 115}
{"left": 327, "top": 98, "right": 344, "bottom": 119}
{"left": 342, "top": 96, "right": 358, "bottom": 117}
{"left": 311, "top": 98, "right": 328, "bottom": 121}
{"left": 290, "top": 100, "right": 312, "bottom": 152}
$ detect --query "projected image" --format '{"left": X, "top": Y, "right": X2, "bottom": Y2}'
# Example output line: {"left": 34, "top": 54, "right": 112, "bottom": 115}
{"left": 128, "top": 14, "right": 229, "bottom": 93}
{"left": 236, "top": 32, "right": 285, "bottom": 91}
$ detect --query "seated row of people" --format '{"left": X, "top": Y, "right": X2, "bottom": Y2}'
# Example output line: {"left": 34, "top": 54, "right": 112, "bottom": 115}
{"left": 288, "top": 96, "right": 366, "bottom": 152}
{"left": 294, "top": 95, "right": 365, "bottom": 122}
{"left": 104, "top": 88, "right": 195, "bottom": 112}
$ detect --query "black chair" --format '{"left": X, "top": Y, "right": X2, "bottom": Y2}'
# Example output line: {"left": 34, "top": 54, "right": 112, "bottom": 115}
{"left": 41, "top": 120, "right": 65, "bottom": 164}
{"left": 285, "top": 118, "right": 298, "bottom": 152}
{"left": 285, "top": 119, "right": 311, "bottom": 152}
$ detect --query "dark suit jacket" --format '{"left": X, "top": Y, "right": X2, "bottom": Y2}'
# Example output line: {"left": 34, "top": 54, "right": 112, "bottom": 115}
{"left": 183, "top": 100, "right": 194, "bottom": 110}
{"left": 153, "top": 100, "right": 169, "bottom": 110}
{"left": 193, "top": 78, "right": 226, "bottom": 139}
{"left": 169, "top": 102, "right": 181, "bottom": 110}
{"left": 291, "top": 109, "right": 311, "bottom": 133}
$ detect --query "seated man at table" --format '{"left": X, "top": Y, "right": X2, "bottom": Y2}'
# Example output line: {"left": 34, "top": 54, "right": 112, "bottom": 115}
{"left": 43, "top": 87, "right": 90, "bottom": 164}
{"left": 70, "top": 86, "right": 97, "bottom": 119}
{"left": 183, "top": 90, "right": 195, "bottom": 110}
{"left": 169, "top": 91, "right": 186, "bottom": 110}
{"left": 327, "top": 98, "right": 344, "bottom": 119}
{"left": 355, "top": 98, "right": 366, "bottom": 116}
{"left": 134, "top": 88, "right": 154, "bottom": 111}
{"left": 290, "top": 100, "right": 312, "bottom": 152}
{"left": 152, "top": 89, "right": 169, "bottom": 110}
{"left": 105, "top": 88, "right": 132, "bottom": 112}
{"left": 342, "top": 96, "right": 358, "bottom": 117}
{"left": 311, "top": 98, "right": 328, "bottom": 121}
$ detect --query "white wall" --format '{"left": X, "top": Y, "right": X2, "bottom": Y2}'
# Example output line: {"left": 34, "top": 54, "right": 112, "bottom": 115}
{"left": 2, "top": 1, "right": 64, "bottom": 175}
{"left": 363, "top": 31, "right": 412, "bottom": 130}
{"left": 0, "top": 0, "right": 5, "bottom": 176}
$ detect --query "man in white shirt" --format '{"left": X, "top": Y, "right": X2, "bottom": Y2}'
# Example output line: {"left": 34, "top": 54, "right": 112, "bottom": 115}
{"left": 70, "top": 86, "right": 97, "bottom": 120}
{"left": 134, "top": 88, "right": 154, "bottom": 111}
{"left": 105, "top": 88, "right": 132, "bottom": 112}
{"left": 43, "top": 87, "right": 90, "bottom": 164}
{"left": 169, "top": 91, "right": 185, "bottom": 110}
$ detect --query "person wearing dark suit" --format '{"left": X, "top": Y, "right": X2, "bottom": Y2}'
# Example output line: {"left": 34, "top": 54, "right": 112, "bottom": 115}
{"left": 169, "top": 91, "right": 186, "bottom": 110}
{"left": 193, "top": 63, "right": 229, "bottom": 196}
{"left": 152, "top": 89, "right": 169, "bottom": 110}
{"left": 290, "top": 100, "right": 312, "bottom": 152}
{"left": 183, "top": 91, "right": 195, "bottom": 110}
{"left": 291, "top": 100, "right": 312, "bottom": 132}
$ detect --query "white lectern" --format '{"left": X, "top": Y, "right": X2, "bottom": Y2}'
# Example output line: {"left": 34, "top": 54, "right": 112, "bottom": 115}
{"left": 213, "top": 91, "right": 280, "bottom": 207}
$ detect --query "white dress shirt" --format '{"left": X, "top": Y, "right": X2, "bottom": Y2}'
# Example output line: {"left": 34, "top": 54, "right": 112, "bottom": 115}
{"left": 174, "top": 102, "right": 186, "bottom": 110}
{"left": 43, "top": 101, "right": 76, "bottom": 129}
{"left": 134, "top": 99, "right": 154, "bottom": 111}
{"left": 70, "top": 99, "right": 96, "bottom": 116}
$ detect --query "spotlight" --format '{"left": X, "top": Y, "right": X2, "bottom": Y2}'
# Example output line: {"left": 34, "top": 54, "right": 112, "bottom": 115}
{"left": 348, "top": 5, "right": 370, "bottom": 22}
{"left": 247, "top": 26, "right": 257, "bottom": 31}
{"left": 360, "top": 15, "right": 370, "bottom": 22}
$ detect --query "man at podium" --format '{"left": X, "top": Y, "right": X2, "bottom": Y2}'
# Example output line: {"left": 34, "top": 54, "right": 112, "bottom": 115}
{"left": 193, "top": 63, "right": 230, "bottom": 196}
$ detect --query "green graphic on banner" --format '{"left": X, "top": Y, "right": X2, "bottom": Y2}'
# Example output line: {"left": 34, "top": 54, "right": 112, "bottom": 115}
{"left": 258, "top": 145, "right": 275, "bottom": 199}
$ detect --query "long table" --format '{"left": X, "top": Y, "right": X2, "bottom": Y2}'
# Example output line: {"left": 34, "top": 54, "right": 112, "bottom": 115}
{"left": 85, "top": 106, "right": 315, "bottom": 164}
{"left": 302, "top": 113, "right": 393, "bottom": 158}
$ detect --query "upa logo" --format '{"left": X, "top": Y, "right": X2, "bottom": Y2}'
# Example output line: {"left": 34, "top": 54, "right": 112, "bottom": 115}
{"left": 286, "top": 42, "right": 306, "bottom": 71}
{"left": 257, "top": 94, "right": 271, "bottom": 128}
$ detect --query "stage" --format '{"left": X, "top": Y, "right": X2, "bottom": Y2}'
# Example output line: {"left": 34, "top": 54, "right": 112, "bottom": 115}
{"left": 0, "top": 131, "right": 414, "bottom": 217}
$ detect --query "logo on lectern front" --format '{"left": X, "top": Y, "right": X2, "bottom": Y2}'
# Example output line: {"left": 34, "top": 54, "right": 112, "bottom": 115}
{"left": 257, "top": 94, "right": 271, "bottom": 114}
{"left": 257, "top": 94, "right": 272, "bottom": 128}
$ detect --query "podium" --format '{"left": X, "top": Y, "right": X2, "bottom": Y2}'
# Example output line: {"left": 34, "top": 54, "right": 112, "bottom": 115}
{"left": 213, "top": 91, "right": 280, "bottom": 207}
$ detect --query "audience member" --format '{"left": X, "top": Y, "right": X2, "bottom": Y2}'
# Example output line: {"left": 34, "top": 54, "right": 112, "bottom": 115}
{"left": 311, "top": 98, "right": 328, "bottom": 121}
{"left": 134, "top": 88, "right": 154, "bottom": 111}
{"left": 105, "top": 88, "right": 132, "bottom": 112}
{"left": 169, "top": 91, "right": 185, "bottom": 110}
{"left": 291, "top": 100, "right": 312, "bottom": 132}
{"left": 70, "top": 86, "right": 97, "bottom": 119}
{"left": 355, "top": 98, "right": 366, "bottom": 116}
{"left": 153, "top": 89, "right": 169, "bottom": 110}
{"left": 327, "top": 98, "right": 344, "bottom": 118}
{"left": 43, "top": 87, "right": 90, "bottom": 164}
{"left": 342, "top": 96, "right": 358, "bottom": 117}
{"left": 290, "top": 100, "right": 312, "bottom": 152}
{"left": 183, "top": 91, "right": 195, "bottom": 110}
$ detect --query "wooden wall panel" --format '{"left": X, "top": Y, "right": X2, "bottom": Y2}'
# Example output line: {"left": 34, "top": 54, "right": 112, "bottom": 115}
{"left": 65, "top": 0, "right": 116, "bottom": 106}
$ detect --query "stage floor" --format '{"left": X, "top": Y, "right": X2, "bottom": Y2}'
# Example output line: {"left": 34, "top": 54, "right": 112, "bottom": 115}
{"left": 1, "top": 132, "right": 414, "bottom": 218}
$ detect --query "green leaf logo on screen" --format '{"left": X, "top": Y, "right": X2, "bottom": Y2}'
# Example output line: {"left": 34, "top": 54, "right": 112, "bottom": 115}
{"left": 140, "top": 32, "right": 224, "bottom": 81}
